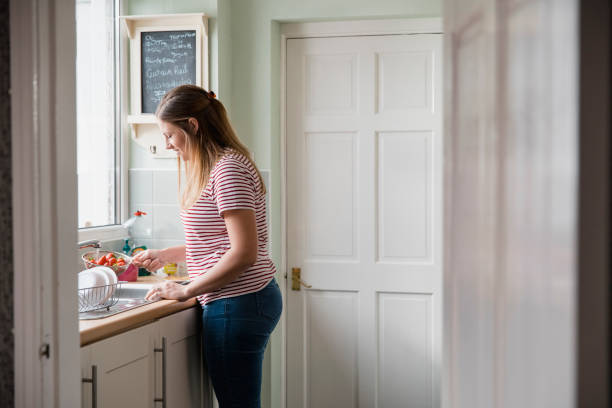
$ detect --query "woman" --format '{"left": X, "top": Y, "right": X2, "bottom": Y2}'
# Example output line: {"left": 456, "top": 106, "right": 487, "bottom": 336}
{"left": 132, "top": 84, "right": 282, "bottom": 408}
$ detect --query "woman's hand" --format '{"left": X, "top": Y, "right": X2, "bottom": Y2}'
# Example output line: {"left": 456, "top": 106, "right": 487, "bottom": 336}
{"left": 131, "top": 249, "right": 166, "bottom": 272}
{"left": 145, "top": 281, "right": 190, "bottom": 302}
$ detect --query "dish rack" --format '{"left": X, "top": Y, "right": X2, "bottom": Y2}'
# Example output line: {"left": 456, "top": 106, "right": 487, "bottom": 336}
{"left": 78, "top": 282, "right": 124, "bottom": 313}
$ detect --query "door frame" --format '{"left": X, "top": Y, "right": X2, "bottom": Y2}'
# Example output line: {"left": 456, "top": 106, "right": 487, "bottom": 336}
{"left": 279, "top": 17, "right": 443, "bottom": 408}
{"left": 11, "top": 0, "right": 80, "bottom": 406}
{"left": 577, "top": 0, "right": 611, "bottom": 405}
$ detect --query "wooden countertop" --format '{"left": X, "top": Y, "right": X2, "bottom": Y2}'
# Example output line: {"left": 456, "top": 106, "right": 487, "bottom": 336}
{"left": 79, "top": 276, "right": 199, "bottom": 346}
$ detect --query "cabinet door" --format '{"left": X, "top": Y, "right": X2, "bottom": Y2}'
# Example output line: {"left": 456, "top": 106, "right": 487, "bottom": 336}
{"left": 89, "top": 323, "right": 156, "bottom": 408}
{"left": 81, "top": 345, "right": 93, "bottom": 408}
{"left": 157, "top": 307, "right": 211, "bottom": 407}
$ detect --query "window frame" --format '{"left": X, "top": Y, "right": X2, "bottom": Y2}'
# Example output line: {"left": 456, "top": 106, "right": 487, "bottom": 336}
{"left": 77, "top": 0, "right": 128, "bottom": 242}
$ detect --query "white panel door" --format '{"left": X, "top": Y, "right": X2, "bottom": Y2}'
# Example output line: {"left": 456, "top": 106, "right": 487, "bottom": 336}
{"left": 287, "top": 33, "right": 443, "bottom": 408}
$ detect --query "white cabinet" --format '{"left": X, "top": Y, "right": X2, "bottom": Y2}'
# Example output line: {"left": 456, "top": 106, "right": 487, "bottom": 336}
{"left": 81, "top": 323, "right": 155, "bottom": 408}
{"left": 81, "top": 307, "right": 211, "bottom": 408}
{"left": 156, "top": 307, "right": 211, "bottom": 407}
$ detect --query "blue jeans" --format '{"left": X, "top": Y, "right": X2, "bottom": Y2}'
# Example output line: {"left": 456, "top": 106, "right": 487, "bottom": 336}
{"left": 202, "top": 279, "right": 283, "bottom": 408}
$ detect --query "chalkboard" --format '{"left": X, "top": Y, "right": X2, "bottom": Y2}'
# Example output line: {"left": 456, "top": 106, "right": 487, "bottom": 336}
{"left": 141, "top": 30, "right": 197, "bottom": 114}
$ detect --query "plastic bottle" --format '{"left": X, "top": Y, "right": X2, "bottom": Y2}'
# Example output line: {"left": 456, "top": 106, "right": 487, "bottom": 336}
{"left": 122, "top": 239, "right": 131, "bottom": 255}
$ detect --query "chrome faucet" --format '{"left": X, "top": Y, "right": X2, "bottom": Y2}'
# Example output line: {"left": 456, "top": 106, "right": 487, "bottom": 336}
{"left": 78, "top": 239, "right": 101, "bottom": 249}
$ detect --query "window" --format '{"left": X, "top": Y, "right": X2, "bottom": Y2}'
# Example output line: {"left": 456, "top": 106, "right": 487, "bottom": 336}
{"left": 76, "top": 0, "right": 121, "bottom": 229}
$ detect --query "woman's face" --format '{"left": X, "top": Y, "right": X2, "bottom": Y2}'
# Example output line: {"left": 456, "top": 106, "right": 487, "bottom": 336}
{"left": 158, "top": 120, "right": 190, "bottom": 161}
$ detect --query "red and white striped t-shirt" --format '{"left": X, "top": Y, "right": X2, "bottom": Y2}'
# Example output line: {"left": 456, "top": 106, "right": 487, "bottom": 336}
{"left": 180, "top": 149, "right": 275, "bottom": 306}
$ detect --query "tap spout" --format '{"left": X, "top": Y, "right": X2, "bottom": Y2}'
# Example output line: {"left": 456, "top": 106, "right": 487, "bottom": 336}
{"left": 78, "top": 239, "right": 101, "bottom": 249}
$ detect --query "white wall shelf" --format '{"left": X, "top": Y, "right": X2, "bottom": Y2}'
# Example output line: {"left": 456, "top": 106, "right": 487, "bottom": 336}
{"left": 120, "top": 13, "right": 208, "bottom": 159}
{"left": 126, "top": 115, "right": 174, "bottom": 158}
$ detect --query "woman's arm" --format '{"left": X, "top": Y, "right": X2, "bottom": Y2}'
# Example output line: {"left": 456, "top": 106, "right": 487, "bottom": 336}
{"left": 160, "top": 245, "right": 187, "bottom": 263}
{"left": 145, "top": 209, "right": 258, "bottom": 301}
{"left": 132, "top": 245, "right": 186, "bottom": 272}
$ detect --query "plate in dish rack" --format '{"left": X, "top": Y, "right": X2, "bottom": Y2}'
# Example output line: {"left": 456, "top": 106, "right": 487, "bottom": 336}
{"left": 78, "top": 267, "right": 115, "bottom": 305}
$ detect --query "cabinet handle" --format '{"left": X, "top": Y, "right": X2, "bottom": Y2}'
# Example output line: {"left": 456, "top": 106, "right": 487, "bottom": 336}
{"left": 154, "top": 337, "right": 167, "bottom": 407}
{"left": 82, "top": 365, "right": 97, "bottom": 408}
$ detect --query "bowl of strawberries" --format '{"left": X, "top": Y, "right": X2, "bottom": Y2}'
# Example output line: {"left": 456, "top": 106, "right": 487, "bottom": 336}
{"left": 82, "top": 250, "right": 133, "bottom": 279}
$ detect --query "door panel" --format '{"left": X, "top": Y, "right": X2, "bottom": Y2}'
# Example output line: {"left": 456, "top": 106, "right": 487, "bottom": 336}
{"left": 377, "top": 131, "right": 432, "bottom": 262}
{"left": 378, "top": 292, "right": 433, "bottom": 408}
{"left": 306, "top": 291, "right": 358, "bottom": 408}
{"left": 377, "top": 51, "right": 433, "bottom": 112}
{"left": 287, "top": 33, "right": 443, "bottom": 408}
{"left": 304, "top": 131, "right": 358, "bottom": 260}
{"left": 305, "top": 53, "right": 358, "bottom": 115}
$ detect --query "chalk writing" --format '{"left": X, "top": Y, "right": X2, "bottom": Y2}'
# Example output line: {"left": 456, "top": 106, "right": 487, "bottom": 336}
{"left": 141, "top": 30, "right": 197, "bottom": 113}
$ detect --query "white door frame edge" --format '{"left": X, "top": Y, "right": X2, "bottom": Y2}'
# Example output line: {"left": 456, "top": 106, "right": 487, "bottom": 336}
{"left": 11, "top": 0, "right": 80, "bottom": 406}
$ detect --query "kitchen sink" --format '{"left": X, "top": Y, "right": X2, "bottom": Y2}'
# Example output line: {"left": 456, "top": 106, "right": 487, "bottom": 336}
{"left": 114, "top": 284, "right": 155, "bottom": 299}
{"left": 78, "top": 283, "right": 157, "bottom": 320}
{"left": 78, "top": 281, "right": 191, "bottom": 320}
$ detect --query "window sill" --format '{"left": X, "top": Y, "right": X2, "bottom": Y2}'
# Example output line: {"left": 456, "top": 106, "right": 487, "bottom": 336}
{"left": 78, "top": 225, "right": 129, "bottom": 244}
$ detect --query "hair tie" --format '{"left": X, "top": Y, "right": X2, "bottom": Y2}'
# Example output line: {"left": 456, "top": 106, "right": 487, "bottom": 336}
{"left": 197, "top": 88, "right": 216, "bottom": 100}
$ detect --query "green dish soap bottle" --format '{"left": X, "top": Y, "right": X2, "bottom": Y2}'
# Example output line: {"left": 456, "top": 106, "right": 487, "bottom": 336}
{"left": 122, "top": 239, "right": 131, "bottom": 255}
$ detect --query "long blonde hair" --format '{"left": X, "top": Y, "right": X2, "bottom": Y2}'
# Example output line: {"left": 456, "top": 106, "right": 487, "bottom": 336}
{"left": 155, "top": 85, "right": 265, "bottom": 209}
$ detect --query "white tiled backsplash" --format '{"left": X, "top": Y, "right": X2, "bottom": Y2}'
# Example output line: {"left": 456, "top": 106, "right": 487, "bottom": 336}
{"left": 129, "top": 168, "right": 184, "bottom": 250}
{"left": 129, "top": 168, "right": 272, "bottom": 252}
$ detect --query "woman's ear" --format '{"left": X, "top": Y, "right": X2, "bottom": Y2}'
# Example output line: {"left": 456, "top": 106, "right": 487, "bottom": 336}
{"left": 188, "top": 117, "right": 199, "bottom": 134}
